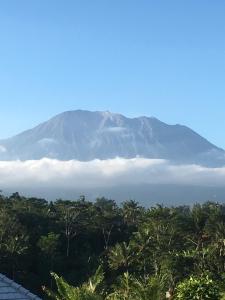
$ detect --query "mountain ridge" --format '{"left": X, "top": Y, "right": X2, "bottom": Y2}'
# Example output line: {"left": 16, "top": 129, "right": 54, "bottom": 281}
{"left": 0, "top": 109, "right": 224, "bottom": 166}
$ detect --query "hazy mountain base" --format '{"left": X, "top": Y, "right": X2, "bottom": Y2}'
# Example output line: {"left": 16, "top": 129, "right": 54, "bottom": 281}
{"left": 3, "top": 184, "right": 225, "bottom": 206}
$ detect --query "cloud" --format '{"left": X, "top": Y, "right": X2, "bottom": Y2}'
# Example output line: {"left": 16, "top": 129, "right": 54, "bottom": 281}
{"left": 0, "top": 158, "right": 224, "bottom": 191}
{"left": 100, "top": 127, "right": 127, "bottom": 133}
{"left": 37, "top": 138, "right": 58, "bottom": 146}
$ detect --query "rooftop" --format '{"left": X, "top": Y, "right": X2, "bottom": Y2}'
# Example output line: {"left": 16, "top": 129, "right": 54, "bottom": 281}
{"left": 0, "top": 274, "right": 42, "bottom": 300}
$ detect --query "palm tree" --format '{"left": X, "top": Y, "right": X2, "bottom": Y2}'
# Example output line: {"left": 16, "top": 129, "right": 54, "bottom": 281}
{"left": 108, "top": 242, "right": 136, "bottom": 272}
{"left": 44, "top": 266, "right": 104, "bottom": 300}
{"left": 106, "top": 272, "right": 164, "bottom": 300}
{"left": 122, "top": 200, "right": 143, "bottom": 227}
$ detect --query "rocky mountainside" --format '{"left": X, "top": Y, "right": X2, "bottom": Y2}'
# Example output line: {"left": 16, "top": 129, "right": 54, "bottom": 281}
{"left": 0, "top": 110, "right": 224, "bottom": 166}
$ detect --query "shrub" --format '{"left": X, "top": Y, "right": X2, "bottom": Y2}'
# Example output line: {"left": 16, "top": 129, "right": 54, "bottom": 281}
{"left": 174, "top": 274, "right": 220, "bottom": 300}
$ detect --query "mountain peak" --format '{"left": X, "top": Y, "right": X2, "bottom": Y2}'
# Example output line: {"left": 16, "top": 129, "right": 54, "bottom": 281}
{"left": 0, "top": 109, "right": 224, "bottom": 166}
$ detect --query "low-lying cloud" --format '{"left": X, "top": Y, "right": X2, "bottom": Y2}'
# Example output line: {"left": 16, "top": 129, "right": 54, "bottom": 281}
{"left": 0, "top": 158, "right": 224, "bottom": 190}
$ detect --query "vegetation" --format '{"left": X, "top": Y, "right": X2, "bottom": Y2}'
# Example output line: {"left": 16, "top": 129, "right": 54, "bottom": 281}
{"left": 1, "top": 192, "right": 225, "bottom": 298}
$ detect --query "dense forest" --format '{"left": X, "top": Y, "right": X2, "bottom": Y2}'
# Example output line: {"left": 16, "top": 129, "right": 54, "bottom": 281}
{"left": 1, "top": 192, "right": 225, "bottom": 299}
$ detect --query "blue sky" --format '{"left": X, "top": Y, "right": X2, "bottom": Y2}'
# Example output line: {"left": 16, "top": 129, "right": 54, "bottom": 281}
{"left": 0, "top": 0, "right": 224, "bottom": 148}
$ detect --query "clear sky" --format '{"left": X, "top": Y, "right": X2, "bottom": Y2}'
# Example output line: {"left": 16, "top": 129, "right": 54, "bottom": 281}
{"left": 0, "top": 0, "right": 224, "bottom": 148}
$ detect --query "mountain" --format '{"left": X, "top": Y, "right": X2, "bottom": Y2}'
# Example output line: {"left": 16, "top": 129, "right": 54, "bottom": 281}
{"left": 0, "top": 110, "right": 224, "bottom": 166}
{"left": 4, "top": 184, "right": 225, "bottom": 205}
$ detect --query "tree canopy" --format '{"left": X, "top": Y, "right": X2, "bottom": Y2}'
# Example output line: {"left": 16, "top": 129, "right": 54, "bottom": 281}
{"left": 1, "top": 193, "right": 225, "bottom": 299}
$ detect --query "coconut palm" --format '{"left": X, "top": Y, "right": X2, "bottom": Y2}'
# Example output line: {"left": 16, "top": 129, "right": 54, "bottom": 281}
{"left": 44, "top": 266, "right": 104, "bottom": 300}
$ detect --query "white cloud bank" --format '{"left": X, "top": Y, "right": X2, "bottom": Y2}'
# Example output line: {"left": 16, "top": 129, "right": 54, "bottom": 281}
{"left": 0, "top": 158, "right": 224, "bottom": 189}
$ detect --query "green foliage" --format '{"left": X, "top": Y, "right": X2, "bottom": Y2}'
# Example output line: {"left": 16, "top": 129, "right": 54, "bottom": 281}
{"left": 45, "top": 266, "right": 104, "bottom": 300}
{"left": 38, "top": 232, "right": 60, "bottom": 256}
{"left": 106, "top": 272, "right": 164, "bottom": 300}
{"left": 108, "top": 242, "right": 136, "bottom": 271}
{"left": 47, "top": 269, "right": 166, "bottom": 300}
{"left": 3, "top": 193, "right": 225, "bottom": 298}
{"left": 174, "top": 274, "right": 221, "bottom": 300}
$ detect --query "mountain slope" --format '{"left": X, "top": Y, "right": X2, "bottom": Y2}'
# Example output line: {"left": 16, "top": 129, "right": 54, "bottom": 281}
{"left": 0, "top": 110, "right": 224, "bottom": 166}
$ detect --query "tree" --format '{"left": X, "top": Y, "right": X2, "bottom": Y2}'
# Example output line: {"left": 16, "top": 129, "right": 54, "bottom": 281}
{"left": 44, "top": 266, "right": 104, "bottom": 300}
{"left": 38, "top": 232, "right": 60, "bottom": 287}
{"left": 0, "top": 209, "right": 28, "bottom": 279}
{"left": 94, "top": 198, "right": 122, "bottom": 250}
{"left": 38, "top": 232, "right": 60, "bottom": 258}
{"left": 122, "top": 200, "right": 143, "bottom": 227}
{"left": 106, "top": 272, "right": 164, "bottom": 300}
{"left": 61, "top": 205, "right": 80, "bottom": 257}
{"left": 108, "top": 241, "right": 136, "bottom": 272}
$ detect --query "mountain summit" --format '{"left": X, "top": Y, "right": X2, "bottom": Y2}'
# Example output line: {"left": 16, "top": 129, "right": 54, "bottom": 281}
{"left": 0, "top": 110, "right": 224, "bottom": 166}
